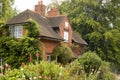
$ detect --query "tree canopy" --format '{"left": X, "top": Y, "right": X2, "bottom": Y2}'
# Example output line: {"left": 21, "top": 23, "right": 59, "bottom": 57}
{"left": 56, "top": 0, "right": 120, "bottom": 69}
{"left": 0, "top": 0, "right": 16, "bottom": 23}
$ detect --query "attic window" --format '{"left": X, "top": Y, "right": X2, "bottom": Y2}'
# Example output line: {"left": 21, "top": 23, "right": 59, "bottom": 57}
{"left": 65, "top": 21, "right": 69, "bottom": 28}
{"left": 64, "top": 31, "right": 69, "bottom": 42}
{"left": 9, "top": 26, "right": 23, "bottom": 38}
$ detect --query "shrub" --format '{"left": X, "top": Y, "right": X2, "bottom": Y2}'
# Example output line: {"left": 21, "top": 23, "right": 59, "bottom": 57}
{"left": 52, "top": 43, "right": 73, "bottom": 65}
{"left": 77, "top": 51, "right": 115, "bottom": 80}
{"left": 97, "top": 61, "right": 115, "bottom": 80}
{"left": 0, "top": 61, "right": 63, "bottom": 80}
{"left": 77, "top": 51, "right": 102, "bottom": 76}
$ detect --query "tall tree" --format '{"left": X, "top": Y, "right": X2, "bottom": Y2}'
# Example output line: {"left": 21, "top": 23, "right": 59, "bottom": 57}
{"left": 0, "top": 0, "right": 16, "bottom": 22}
{"left": 56, "top": 0, "right": 120, "bottom": 69}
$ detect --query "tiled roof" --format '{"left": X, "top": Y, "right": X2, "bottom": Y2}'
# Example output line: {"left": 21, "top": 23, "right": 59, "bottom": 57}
{"left": 7, "top": 9, "right": 63, "bottom": 41}
{"left": 73, "top": 32, "right": 88, "bottom": 45}
{"left": 7, "top": 9, "right": 87, "bottom": 45}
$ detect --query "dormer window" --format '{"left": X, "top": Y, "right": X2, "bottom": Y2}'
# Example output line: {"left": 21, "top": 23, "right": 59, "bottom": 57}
{"left": 9, "top": 26, "right": 23, "bottom": 38}
{"left": 65, "top": 21, "right": 69, "bottom": 29}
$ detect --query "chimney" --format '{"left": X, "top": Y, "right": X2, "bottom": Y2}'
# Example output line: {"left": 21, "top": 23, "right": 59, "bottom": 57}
{"left": 35, "top": 0, "right": 46, "bottom": 16}
{"left": 47, "top": 7, "right": 60, "bottom": 17}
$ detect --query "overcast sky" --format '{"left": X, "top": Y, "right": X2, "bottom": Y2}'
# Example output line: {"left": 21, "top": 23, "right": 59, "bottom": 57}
{"left": 14, "top": 0, "right": 52, "bottom": 12}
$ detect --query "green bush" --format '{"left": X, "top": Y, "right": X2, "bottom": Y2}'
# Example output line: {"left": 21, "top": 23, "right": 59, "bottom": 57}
{"left": 97, "top": 61, "right": 115, "bottom": 80}
{"left": 77, "top": 51, "right": 115, "bottom": 80}
{"left": 52, "top": 43, "right": 73, "bottom": 65}
{"left": 0, "top": 19, "right": 42, "bottom": 68}
{"left": 77, "top": 51, "right": 102, "bottom": 76}
{"left": 0, "top": 61, "right": 63, "bottom": 80}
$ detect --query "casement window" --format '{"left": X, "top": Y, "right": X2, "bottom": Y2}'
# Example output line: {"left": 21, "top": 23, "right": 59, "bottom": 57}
{"left": 10, "top": 26, "right": 23, "bottom": 38}
{"left": 65, "top": 21, "right": 69, "bottom": 29}
{"left": 64, "top": 31, "right": 69, "bottom": 42}
{"left": 46, "top": 54, "right": 51, "bottom": 61}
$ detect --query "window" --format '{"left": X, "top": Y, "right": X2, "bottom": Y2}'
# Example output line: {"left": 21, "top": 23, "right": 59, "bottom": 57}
{"left": 46, "top": 54, "right": 51, "bottom": 61}
{"left": 64, "top": 31, "right": 69, "bottom": 42}
{"left": 0, "top": 58, "right": 2, "bottom": 72}
{"left": 65, "top": 21, "right": 69, "bottom": 28}
{"left": 10, "top": 26, "right": 23, "bottom": 38}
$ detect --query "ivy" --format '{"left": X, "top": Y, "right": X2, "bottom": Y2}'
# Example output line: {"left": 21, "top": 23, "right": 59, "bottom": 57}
{"left": 0, "top": 19, "right": 42, "bottom": 68}
{"left": 24, "top": 19, "right": 40, "bottom": 38}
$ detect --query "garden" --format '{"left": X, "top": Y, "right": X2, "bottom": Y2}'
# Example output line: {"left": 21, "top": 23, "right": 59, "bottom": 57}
{"left": 0, "top": 51, "right": 115, "bottom": 80}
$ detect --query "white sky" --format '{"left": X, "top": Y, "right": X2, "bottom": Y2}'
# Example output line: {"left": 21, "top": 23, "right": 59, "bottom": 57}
{"left": 14, "top": 0, "right": 52, "bottom": 12}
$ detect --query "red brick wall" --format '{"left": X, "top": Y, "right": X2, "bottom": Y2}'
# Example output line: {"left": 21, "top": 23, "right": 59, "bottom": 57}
{"left": 40, "top": 39, "right": 60, "bottom": 59}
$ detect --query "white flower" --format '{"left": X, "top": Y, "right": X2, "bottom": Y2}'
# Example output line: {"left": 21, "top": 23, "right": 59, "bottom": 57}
{"left": 22, "top": 75, "right": 25, "bottom": 78}
{"left": 60, "top": 66, "right": 63, "bottom": 69}
{"left": 39, "top": 76, "right": 42, "bottom": 78}
{"left": 18, "top": 78, "right": 21, "bottom": 80}
{"left": 20, "top": 68, "right": 23, "bottom": 71}
{"left": 59, "top": 72, "right": 62, "bottom": 76}
{"left": 29, "top": 77, "right": 32, "bottom": 80}
{"left": 33, "top": 77, "right": 37, "bottom": 80}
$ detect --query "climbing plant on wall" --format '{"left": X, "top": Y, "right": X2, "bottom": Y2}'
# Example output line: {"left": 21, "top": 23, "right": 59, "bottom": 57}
{"left": 0, "top": 19, "right": 42, "bottom": 68}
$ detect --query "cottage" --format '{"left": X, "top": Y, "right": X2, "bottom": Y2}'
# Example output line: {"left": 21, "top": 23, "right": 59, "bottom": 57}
{"left": 7, "top": 1, "right": 87, "bottom": 60}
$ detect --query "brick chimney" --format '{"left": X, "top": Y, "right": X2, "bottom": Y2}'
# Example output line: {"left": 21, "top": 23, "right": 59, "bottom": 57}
{"left": 47, "top": 7, "right": 60, "bottom": 17}
{"left": 35, "top": 0, "right": 46, "bottom": 16}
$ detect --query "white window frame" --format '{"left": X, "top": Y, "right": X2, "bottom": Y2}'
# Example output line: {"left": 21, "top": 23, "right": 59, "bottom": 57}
{"left": 64, "top": 31, "right": 69, "bottom": 42}
{"left": 9, "top": 26, "right": 23, "bottom": 38}
{"left": 65, "top": 21, "right": 69, "bottom": 29}
{"left": 0, "top": 58, "right": 2, "bottom": 73}
{"left": 46, "top": 54, "right": 51, "bottom": 61}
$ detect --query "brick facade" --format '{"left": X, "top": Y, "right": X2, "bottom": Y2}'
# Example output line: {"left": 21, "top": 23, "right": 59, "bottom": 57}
{"left": 34, "top": 1, "right": 86, "bottom": 59}
{"left": 40, "top": 39, "right": 60, "bottom": 59}
{"left": 7, "top": 0, "right": 87, "bottom": 60}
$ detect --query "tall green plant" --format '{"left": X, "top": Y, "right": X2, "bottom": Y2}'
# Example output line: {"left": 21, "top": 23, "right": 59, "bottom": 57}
{"left": 77, "top": 51, "right": 102, "bottom": 76}
{"left": 52, "top": 43, "right": 73, "bottom": 65}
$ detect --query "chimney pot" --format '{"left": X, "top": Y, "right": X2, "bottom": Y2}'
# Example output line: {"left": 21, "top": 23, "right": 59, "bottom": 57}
{"left": 35, "top": 0, "right": 46, "bottom": 16}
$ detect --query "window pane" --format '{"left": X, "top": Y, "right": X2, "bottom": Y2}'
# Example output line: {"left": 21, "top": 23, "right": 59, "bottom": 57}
{"left": 9, "top": 26, "right": 23, "bottom": 38}
{"left": 65, "top": 22, "right": 69, "bottom": 28}
{"left": 64, "top": 31, "right": 69, "bottom": 42}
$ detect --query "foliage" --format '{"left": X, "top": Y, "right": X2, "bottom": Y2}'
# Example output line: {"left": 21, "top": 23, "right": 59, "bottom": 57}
{"left": 22, "top": 19, "right": 42, "bottom": 59}
{"left": 0, "top": 0, "right": 17, "bottom": 22}
{"left": 0, "top": 59, "right": 115, "bottom": 80}
{"left": 0, "top": 61, "right": 65, "bottom": 80}
{"left": 0, "top": 19, "right": 42, "bottom": 68}
{"left": 24, "top": 19, "right": 40, "bottom": 38}
{"left": 76, "top": 51, "right": 115, "bottom": 80}
{"left": 97, "top": 61, "right": 115, "bottom": 80}
{"left": 77, "top": 51, "right": 102, "bottom": 76}
{"left": 56, "top": 0, "right": 120, "bottom": 71}
{"left": 52, "top": 43, "right": 73, "bottom": 65}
